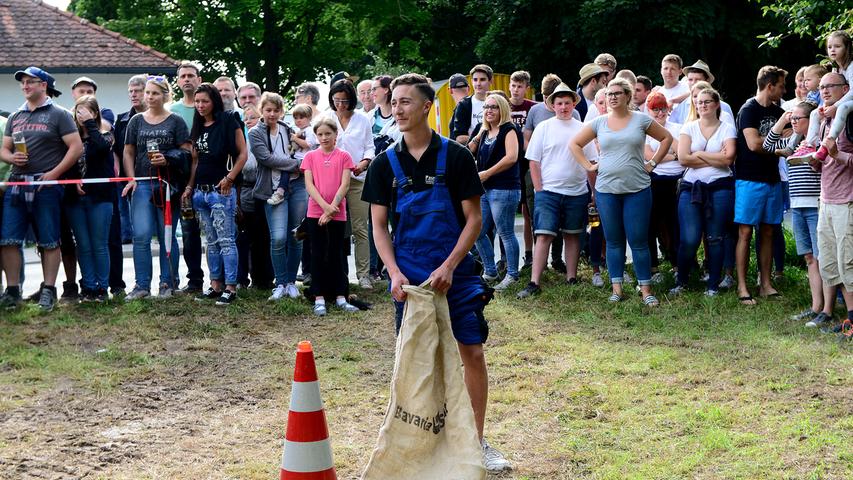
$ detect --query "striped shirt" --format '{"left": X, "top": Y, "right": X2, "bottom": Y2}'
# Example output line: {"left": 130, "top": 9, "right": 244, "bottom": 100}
{"left": 763, "top": 130, "right": 821, "bottom": 208}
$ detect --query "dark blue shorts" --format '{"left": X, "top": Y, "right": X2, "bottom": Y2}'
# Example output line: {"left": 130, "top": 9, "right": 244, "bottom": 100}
{"left": 394, "top": 296, "right": 489, "bottom": 345}
{"left": 0, "top": 185, "right": 63, "bottom": 248}
{"left": 534, "top": 190, "right": 589, "bottom": 236}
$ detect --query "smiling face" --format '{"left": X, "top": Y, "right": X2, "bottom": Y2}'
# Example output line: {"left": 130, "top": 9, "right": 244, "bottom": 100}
{"left": 20, "top": 75, "right": 47, "bottom": 102}
{"left": 650, "top": 104, "right": 669, "bottom": 124}
{"left": 695, "top": 91, "right": 718, "bottom": 119}
{"left": 371, "top": 80, "right": 389, "bottom": 107}
{"left": 391, "top": 84, "right": 431, "bottom": 133}
{"left": 358, "top": 81, "right": 375, "bottom": 110}
{"left": 482, "top": 97, "right": 500, "bottom": 125}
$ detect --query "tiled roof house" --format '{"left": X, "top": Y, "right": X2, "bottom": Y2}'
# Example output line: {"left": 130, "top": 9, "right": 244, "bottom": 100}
{"left": 0, "top": 0, "right": 179, "bottom": 112}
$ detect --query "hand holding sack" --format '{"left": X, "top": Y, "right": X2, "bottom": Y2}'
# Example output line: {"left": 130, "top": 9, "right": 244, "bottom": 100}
{"left": 361, "top": 283, "right": 485, "bottom": 480}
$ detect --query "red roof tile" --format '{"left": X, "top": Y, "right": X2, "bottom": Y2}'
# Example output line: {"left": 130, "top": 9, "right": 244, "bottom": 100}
{"left": 0, "top": 0, "right": 179, "bottom": 72}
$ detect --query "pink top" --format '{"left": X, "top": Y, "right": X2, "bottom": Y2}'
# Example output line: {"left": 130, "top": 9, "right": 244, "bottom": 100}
{"left": 301, "top": 147, "right": 355, "bottom": 220}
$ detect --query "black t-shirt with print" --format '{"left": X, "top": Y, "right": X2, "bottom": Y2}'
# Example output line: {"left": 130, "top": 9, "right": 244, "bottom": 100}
{"left": 194, "top": 112, "right": 240, "bottom": 186}
{"left": 735, "top": 97, "right": 784, "bottom": 184}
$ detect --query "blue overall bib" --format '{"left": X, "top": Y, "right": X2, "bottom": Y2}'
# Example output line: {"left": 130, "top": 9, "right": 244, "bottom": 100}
{"left": 387, "top": 137, "right": 491, "bottom": 345}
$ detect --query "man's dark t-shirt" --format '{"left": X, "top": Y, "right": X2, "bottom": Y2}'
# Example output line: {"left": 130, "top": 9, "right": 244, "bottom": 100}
{"left": 362, "top": 132, "right": 484, "bottom": 230}
{"left": 4, "top": 101, "right": 77, "bottom": 175}
{"left": 735, "top": 97, "right": 784, "bottom": 184}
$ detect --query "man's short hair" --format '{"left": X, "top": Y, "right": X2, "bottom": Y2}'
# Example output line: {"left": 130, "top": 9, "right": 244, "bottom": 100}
{"left": 469, "top": 64, "right": 494, "bottom": 81}
{"left": 616, "top": 69, "right": 636, "bottom": 86}
{"left": 804, "top": 64, "right": 829, "bottom": 79}
{"left": 510, "top": 70, "right": 531, "bottom": 85}
{"left": 594, "top": 53, "right": 617, "bottom": 70}
{"left": 214, "top": 76, "right": 235, "bottom": 89}
{"left": 295, "top": 83, "right": 320, "bottom": 105}
{"left": 391, "top": 73, "right": 435, "bottom": 102}
{"left": 636, "top": 75, "right": 653, "bottom": 91}
{"left": 176, "top": 61, "right": 201, "bottom": 76}
{"left": 541, "top": 74, "right": 562, "bottom": 97}
{"left": 662, "top": 54, "right": 683, "bottom": 68}
{"left": 238, "top": 82, "right": 262, "bottom": 97}
{"left": 756, "top": 65, "right": 788, "bottom": 90}
{"left": 128, "top": 74, "right": 147, "bottom": 88}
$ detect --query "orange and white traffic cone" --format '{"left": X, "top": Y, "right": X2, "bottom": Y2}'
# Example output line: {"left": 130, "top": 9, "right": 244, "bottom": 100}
{"left": 280, "top": 341, "right": 337, "bottom": 480}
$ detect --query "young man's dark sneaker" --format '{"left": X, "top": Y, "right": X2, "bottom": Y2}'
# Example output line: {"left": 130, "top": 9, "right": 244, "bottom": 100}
{"left": 178, "top": 283, "right": 203, "bottom": 295}
{"left": 38, "top": 286, "right": 58, "bottom": 313}
{"left": 215, "top": 290, "right": 237, "bottom": 306}
{"left": 516, "top": 282, "right": 541, "bottom": 299}
{"left": 551, "top": 260, "right": 567, "bottom": 274}
{"left": 195, "top": 287, "right": 221, "bottom": 302}
{"left": 80, "top": 290, "right": 97, "bottom": 303}
{"left": 0, "top": 288, "right": 23, "bottom": 311}
{"left": 25, "top": 283, "right": 44, "bottom": 303}
{"left": 95, "top": 289, "right": 108, "bottom": 303}
{"left": 805, "top": 312, "right": 832, "bottom": 329}
{"left": 60, "top": 281, "right": 79, "bottom": 305}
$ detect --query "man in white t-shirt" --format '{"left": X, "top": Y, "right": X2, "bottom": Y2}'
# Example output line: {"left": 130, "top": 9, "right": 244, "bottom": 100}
{"left": 658, "top": 54, "right": 689, "bottom": 106}
{"left": 517, "top": 83, "right": 599, "bottom": 298}
{"left": 449, "top": 64, "right": 493, "bottom": 144}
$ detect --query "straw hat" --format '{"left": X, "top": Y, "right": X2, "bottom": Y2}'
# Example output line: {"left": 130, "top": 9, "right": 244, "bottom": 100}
{"left": 547, "top": 82, "right": 580, "bottom": 105}
{"left": 683, "top": 60, "right": 715, "bottom": 84}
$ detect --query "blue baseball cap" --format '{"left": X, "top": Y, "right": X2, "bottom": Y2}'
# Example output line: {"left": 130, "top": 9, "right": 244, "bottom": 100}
{"left": 14, "top": 66, "right": 62, "bottom": 97}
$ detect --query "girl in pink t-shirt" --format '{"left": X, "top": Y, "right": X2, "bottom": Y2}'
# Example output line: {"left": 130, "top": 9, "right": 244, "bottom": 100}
{"left": 300, "top": 117, "right": 357, "bottom": 316}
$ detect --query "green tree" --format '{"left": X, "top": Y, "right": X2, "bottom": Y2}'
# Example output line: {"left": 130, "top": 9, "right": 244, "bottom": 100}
{"left": 755, "top": 0, "right": 853, "bottom": 48}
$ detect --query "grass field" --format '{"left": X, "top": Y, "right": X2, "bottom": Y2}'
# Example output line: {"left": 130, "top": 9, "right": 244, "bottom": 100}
{"left": 1, "top": 263, "right": 851, "bottom": 479}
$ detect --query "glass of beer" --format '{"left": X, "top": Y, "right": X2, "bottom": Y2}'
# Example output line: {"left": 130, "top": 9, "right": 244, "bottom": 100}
{"left": 146, "top": 139, "right": 159, "bottom": 161}
{"left": 12, "top": 131, "right": 27, "bottom": 156}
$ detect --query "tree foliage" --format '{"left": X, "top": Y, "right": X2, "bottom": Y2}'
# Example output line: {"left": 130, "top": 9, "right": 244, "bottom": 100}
{"left": 69, "top": 0, "right": 821, "bottom": 107}
{"left": 755, "top": 0, "right": 853, "bottom": 49}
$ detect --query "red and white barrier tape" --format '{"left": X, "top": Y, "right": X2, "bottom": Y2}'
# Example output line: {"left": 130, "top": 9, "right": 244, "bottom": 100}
{"left": 0, "top": 176, "right": 158, "bottom": 187}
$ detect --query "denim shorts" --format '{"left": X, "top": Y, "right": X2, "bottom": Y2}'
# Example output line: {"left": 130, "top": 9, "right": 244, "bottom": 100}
{"left": 791, "top": 207, "right": 819, "bottom": 257}
{"left": 0, "top": 184, "right": 63, "bottom": 248}
{"left": 533, "top": 190, "right": 589, "bottom": 236}
{"left": 734, "top": 179, "right": 783, "bottom": 226}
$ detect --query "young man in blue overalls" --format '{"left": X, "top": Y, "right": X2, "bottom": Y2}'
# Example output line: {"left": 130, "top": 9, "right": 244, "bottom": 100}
{"left": 362, "top": 73, "right": 512, "bottom": 473}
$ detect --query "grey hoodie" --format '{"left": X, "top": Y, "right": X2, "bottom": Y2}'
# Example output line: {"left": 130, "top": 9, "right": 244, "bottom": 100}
{"left": 249, "top": 120, "right": 297, "bottom": 200}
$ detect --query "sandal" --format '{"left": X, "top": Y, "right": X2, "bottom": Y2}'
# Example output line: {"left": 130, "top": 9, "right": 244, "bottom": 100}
{"left": 738, "top": 295, "right": 757, "bottom": 306}
{"left": 643, "top": 294, "right": 659, "bottom": 307}
{"left": 608, "top": 293, "right": 623, "bottom": 303}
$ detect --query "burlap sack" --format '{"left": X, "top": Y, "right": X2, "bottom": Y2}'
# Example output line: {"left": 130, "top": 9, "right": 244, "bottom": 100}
{"left": 361, "top": 284, "right": 485, "bottom": 480}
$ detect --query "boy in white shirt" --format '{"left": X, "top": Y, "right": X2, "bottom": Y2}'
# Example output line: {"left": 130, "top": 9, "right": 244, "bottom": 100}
{"left": 517, "top": 83, "right": 599, "bottom": 298}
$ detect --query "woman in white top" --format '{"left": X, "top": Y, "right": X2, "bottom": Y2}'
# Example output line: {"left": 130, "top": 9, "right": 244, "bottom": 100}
{"left": 643, "top": 91, "right": 682, "bottom": 281}
{"left": 671, "top": 88, "right": 737, "bottom": 298}
{"left": 685, "top": 81, "right": 735, "bottom": 126}
{"left": 327, "top": 79, "right": 375, "bottom": 289}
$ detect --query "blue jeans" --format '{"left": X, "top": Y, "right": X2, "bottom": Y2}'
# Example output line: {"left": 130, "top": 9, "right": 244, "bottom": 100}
{"left": 130, "top": 179, "right": 180, "bottom": 289}
{"left": 475, "top": 189, "right": 521, "bottom": 278}
{"left": 193, "top": 189, "right": 238, "bottom": 285}
{"left": 0, "top": 183, "right": 63, "bottom": 248}
{"left": 595, "top": 187, "right": 653, "bottom": 285}
{"left": 791, "top": 207, "right": 819, "bottom": 257}
{"left": 676, "top": 187, "right": 734, "bottom": 289}
{"left": 66, "top": 197, "right": 112, "bottom": 292}
{"left": 263, "top": 177, "right": 307, "bottom": 286}
{"left": 117, "top": 183, "right": 133, "bottom": 242}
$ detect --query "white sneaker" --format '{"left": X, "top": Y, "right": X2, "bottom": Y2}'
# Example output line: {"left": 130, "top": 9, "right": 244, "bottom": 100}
{"left": 650, "top": 272, "right": 665, "bottom": 284}
{"left": 266, "top": 190, "right": 285, "bottom": 206}
{"left": 718, "top": 274, "right": 735, "bottom": 290}
{"left": 358, "top": 276, "right": 373, "bottom": 290}
{"left": 268, "top": 284, "right": 286, "bottom": 301}
{"left": 482, "top": 273, "right": 498, "bottom": 282}
{"left": 285, "top": 283, "right": 300, "bottom": 299}
{"left": 591, "top": 272, "right": 604, "bottom": 288}
{"left": 622, "top": 271, "right": 634, "bottom": 284}
{"left": 493, "top": 276, "right": 518, "bottom": 291}
{"left": 482, "top": 438, "right": 512, "bottom": 473}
